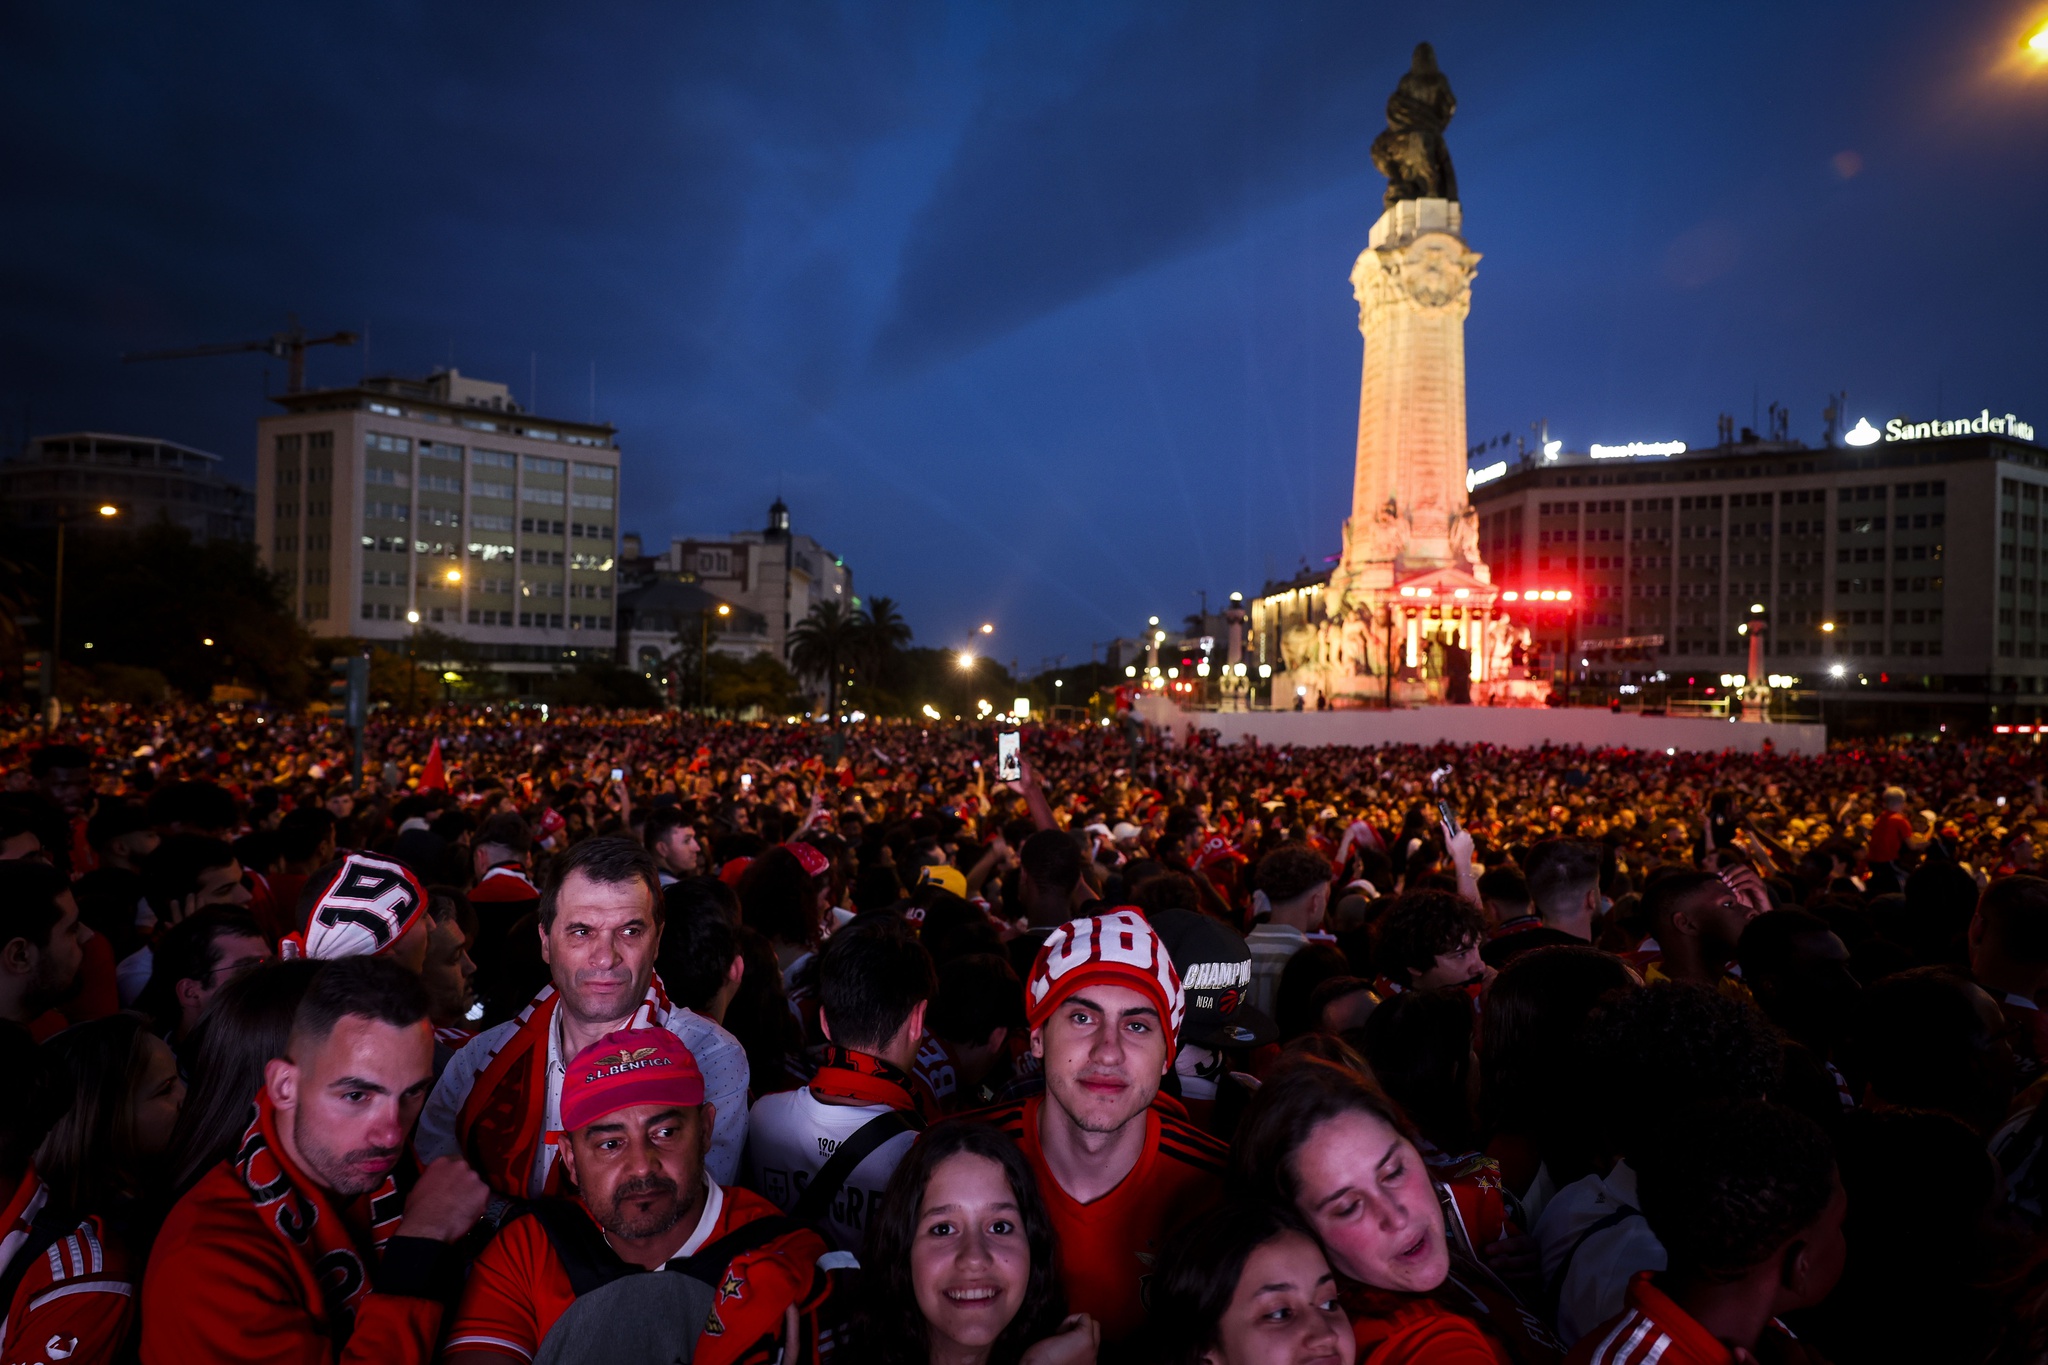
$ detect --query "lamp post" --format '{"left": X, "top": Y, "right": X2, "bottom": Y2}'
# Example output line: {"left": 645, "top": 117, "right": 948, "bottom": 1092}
{"left": 700, "top": 602, "right": 730, "bottom": 710}
{"left": 46, "top": 503, "right": 120, "bottom": 724}
{"left": 405, "top": 609, "right": 420, "bottom": 714}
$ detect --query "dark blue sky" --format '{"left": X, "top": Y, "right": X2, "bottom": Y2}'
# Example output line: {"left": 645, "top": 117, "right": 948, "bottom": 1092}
{"left": 5, "top": 2, "right": 2045, "bottom": 669}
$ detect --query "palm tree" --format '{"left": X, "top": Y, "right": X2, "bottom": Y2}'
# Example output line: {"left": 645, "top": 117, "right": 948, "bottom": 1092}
{"left": 787, "top": 599, "right": 862, "bottom": 724}
{"left": 858, "top": 595, "right": 913, "bottom": 691}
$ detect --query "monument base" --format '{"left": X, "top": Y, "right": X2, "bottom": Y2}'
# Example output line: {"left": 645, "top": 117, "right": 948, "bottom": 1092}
{"left": 1135, "top": 696, "right": 1824, "bottom": 757}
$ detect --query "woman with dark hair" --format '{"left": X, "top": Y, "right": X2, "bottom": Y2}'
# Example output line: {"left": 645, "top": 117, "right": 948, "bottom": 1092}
{"left": 726, "top": 923, "right": 811, "bottom": 1096}
{"left": 35, "top": 1012, "right": 185, "bottom": 1250}
{"left": 165, "top": 958, "right": 321, "bottom": 1194}
{"left": 1149, "top": 1201, "right": 1354, "bottom": 1365}
{"left": 1232, "top": 1058, "right": 1561, "bottom": 1365}
{"left": 859, "top": 1122, "right": 1097, "bottom": 1365}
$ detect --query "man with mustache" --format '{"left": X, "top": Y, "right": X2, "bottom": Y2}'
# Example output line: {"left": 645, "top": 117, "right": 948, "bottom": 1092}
{"left": 141, "top": 956, "right": 491, "bottom": 1363}
{"left": 445, "top": 1028, "right": 835, "bottom": 1365}
{"left": 416, "top": 836, "right": 749, "bottom": 1202}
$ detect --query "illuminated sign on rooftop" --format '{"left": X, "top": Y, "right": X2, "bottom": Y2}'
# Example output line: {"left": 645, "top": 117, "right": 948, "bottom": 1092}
{"left": 1466, "top": 459, "right": 1508, "bottom": 490}
{"left": 1884, "top": 410, "right": 2034, "bottom": 443}
{"left": 1589, "top": 440, "right": 1686, "bottom": 460}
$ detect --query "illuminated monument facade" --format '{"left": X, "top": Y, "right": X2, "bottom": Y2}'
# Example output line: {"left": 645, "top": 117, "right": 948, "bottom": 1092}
{"left": 1265, "top": 43, "right": 1539, "bottom": 707}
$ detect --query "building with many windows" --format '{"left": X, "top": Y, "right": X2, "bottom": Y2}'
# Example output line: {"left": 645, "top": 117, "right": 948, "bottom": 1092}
{"left": 1463, "top": 416, "right": 2047, "bottom": 724}
{"left": 0, "top": 432, "right": 254, "bottom": 541}
{"left": 618, "top": 498, "right": 852, "bottom": 667}
{"left": 255, "top": 369, "right": 620, "bottom": 679}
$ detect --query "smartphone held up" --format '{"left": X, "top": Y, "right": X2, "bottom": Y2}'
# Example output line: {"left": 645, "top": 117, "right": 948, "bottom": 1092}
{"left": 997, "top": 730, "right": 1022, "bottom": 782}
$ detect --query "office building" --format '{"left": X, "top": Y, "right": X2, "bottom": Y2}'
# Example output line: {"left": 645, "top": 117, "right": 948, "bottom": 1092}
{"left": 1463, "top": 411, "right": 2046, "bottom": 723}
{"left": 0, "top": 433, "right": 254, "bottom": 541}
{"left": 256, "top": 369, "right": 620, "bottom": 679}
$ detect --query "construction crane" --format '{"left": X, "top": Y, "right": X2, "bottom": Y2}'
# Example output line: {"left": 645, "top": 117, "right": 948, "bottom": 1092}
{"left": 122, "top": 317, "right": 359, "bottom": 394}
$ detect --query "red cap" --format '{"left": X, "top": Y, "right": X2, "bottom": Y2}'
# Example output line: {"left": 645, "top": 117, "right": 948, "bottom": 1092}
{"left": 718, "top": 856, "right": 753, "bottom": 888}
{"left": 1026, "top": 910, "right": 1186, "bottom": 1057}
{"left": 785, "top": 841, "right": 830, "bottom": 878}
{"left": 561, "top": 1028, "right": 705, "bottom": 1133}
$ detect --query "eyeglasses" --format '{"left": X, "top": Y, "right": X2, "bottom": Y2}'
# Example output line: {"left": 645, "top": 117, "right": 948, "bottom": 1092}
{"left": 201, "top": 952, "right": 275, "bottom": 984}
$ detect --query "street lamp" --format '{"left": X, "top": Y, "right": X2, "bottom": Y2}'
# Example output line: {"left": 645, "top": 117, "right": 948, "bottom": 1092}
{"left": 699, "top": 602, "right": 731, "bottom": 710}
{"left": 405, "top": 610, "right": 421, "bottom": 714}
{"left": 979, "top": 623, "right": 994, "bottom": 635}
{"left": 46, "top": 502, "right": 122, "bottom": 721}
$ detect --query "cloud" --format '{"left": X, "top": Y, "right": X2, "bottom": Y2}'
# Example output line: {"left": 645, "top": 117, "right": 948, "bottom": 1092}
{"left": 871, "top": 7, "right": 1398, "bottom": 373}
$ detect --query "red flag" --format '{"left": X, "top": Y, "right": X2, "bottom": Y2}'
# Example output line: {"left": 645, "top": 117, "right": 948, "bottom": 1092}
{"left": 420, "top": 738, "right": 447, "bottom": 791}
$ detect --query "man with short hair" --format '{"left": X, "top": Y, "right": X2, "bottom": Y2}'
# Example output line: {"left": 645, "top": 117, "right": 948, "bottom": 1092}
{"left": 1476, "top": 864, "right": 1531, "bottom": 929}
{"left": 122, "top": 834, "right": 253, "bottom": 1005}
{"left": 1003, "top": 828, "right": 1092, "bottom": 977}
{"left": 914, "top": 952, "right": 1028, "bottom": 1114}
{"left": 423, "top": 892, "right": 481, "bottom": 1049}
{"left": 748, "top": 915, "right": 935, "bottom": 1251}
{"left": 1485, "top": 839, "right": 1602, "bottom": 969}
{"left": 445, "top": 1028, "right": 835, "bottom": 1365}
{"left": 644, "top": 805, "right": 702, "bottom": 885}
{"left": 1631, "top": 868, "right": 1767, "bottom": 997}
{"left": 142, "top": 956, "right": 491, "bottom": 1364}
{"left": 417, "top": 836, "right": 749, "bottom": 1200}
{"left": 977, "top": 911, "right": 1226, "bottom": 1344}
{"left": 470, "top": 813, "right": 540, "bottom": 917}
{"left": 0, "top": 861, "right": 84, "bottom": 1030}
{"left": 1374, "top": 889, "right": 1491, "bottom": 993}
{"left": 137, "top": 905, "right": 273, "bottom": 1047}
{"left": 1245, "top": 843, "right": 1332, "bottom": 1019}
{"left": 1567, "top": 1101, "right": 1845, "bottom": 1364}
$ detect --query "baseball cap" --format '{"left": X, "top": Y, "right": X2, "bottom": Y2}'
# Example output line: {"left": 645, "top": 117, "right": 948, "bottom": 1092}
{"left": 1026, "top": 910, "right": 1186, "bottom": 1057}
{"left": 284, "top": 852, "right": 427, "bottom": 960}
{"left": 1149, "top": 907, "right": 1277, "bottom": 1049}
{"left": 1111, "top": 822, "right": 1143, "bottom": 843}
{"left": 785, "top": 841, "right": 830, "bottom": 879}
{"left": 917, "top": 865, "right": 968, "bottom": 898}
{"left": 561, "top": 1027, "right": 705, "bottom": 1133}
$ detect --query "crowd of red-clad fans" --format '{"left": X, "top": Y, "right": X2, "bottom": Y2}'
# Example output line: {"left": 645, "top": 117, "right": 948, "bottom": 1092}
{"left": 5, "top": 700, "right": 2048, "bottom": 1364}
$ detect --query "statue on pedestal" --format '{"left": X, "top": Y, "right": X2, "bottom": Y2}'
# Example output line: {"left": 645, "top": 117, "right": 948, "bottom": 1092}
{"left": 1370, "top": 43, "right": 1458, "bottom": 208}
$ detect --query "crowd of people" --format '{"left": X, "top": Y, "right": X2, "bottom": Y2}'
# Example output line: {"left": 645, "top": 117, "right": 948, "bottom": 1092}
{"left": 3, "top": 699, "right": 2048, "bottom": 1364}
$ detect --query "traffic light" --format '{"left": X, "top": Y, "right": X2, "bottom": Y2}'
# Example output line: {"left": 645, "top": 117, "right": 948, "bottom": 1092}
{"left": 328, "top": 654, "right": 369, "bottom": 732}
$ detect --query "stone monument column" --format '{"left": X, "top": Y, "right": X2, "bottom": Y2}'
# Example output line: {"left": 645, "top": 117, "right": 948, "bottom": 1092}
{"left": 1329, "top": 43, "right": 1486, "bottom": 619}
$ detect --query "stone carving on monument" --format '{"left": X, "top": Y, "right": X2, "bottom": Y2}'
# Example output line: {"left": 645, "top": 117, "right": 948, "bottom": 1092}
{"left": 1296, "top": 42, "right": 1546, "bottom": 710}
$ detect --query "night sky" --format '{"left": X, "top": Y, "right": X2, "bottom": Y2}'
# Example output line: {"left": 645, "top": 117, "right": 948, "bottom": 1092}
{"left": 4, "top": 2, "right": 2045, "bottom": 670}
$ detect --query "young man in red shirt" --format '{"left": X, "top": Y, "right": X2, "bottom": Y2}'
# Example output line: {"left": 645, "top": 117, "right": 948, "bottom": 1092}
{"left": 1568, "top": 1101, "right": 1844, "bottom": 1364}
{"left": 142, "top": 956, "right": 491, "bottom": 1364}
{"left": 445, "top": 1028, "right": 834, "bottom": 1365}
{"left": 974, "top": 909, "right": 1226, "bottom": 1345}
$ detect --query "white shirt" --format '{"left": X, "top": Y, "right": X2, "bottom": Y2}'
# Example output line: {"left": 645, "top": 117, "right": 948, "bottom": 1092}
{"left": 745, "top": 1088, "right": 917, "bottom": 1256}
{"left": 416, "top": 998, "right": 750, "bottom": 1193}
{"left": 1245, "top": 923, "right": 1309, "bottom": 1020}
{"left": 1532, "top": 1159, "right": 1666, "bottom": 1346}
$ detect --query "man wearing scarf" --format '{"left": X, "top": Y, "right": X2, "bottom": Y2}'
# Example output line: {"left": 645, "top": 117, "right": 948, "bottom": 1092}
{"left": 746, "top": 916, "right": 934, "bottom": 1253}
{"left": 416, "top": 837, "right": 748, "bottom": 1204}
{"left": 141, "top": 957, "right": 489, "bottom": 1364}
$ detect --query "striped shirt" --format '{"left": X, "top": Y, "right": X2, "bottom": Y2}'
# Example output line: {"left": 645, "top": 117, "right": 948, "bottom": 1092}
{"left": 1, "top": 1169, "right": 136, "bottom": 1365}
{"left": 1567, "top": 1271, "right": 1794, "bottom": 1365}
{"left": 1245, "top": 923, "right": 1309, "bottom": 1020}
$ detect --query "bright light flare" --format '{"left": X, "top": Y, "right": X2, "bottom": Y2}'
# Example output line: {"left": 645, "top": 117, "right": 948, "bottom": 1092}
{"left": 2032, "top": 19, "right": 2048, "bottom": 54}
{"left": 445, "top": 568, "right": 462, "bottom": 583}
{"left": 979, "top": 622, "right": 994, "bottom": 635}
{"left": 956, "top": 651, "right": 975, "bottom": 670}
{"left": 96, "top": 504, "right": 118, "bottom": 517}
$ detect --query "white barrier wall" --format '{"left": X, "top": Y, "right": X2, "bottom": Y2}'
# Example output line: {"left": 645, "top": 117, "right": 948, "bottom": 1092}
{"left": 1133, "top": 699, "right": 1825, "bottom": 756}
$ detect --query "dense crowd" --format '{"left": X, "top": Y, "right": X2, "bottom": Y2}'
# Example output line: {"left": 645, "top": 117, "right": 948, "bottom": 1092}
{"left": 3, "top": 701, "right": 2048, "bottom": 1364}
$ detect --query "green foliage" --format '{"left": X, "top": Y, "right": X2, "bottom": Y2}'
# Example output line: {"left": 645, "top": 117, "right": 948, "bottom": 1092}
{"left": 541, "top": 656, "right": 665, "bottom": 709}
{"left": 705, "top": 651, "right": 801, "bottom": 718}
{"left": 15, "top": 520, "right": 313, "bottom": 701}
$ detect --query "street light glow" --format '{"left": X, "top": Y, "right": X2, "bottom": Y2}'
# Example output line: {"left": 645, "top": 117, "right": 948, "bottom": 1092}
{"left": 1821, "top": 621, "right": 1835, "bottom": 632}
{"left": 1749, "top": 602, "right": 1765, "bottom": 614}
{"left": 407, "top": 610, "right": 420, "bottom": 624}
{"left": 2032, "top": 19, "right": 2048, "bottom": 54}
{"left": 956, "top": 651, "right": 975, "bottom": 669}
{"left": 445, "top": 568, "right": 461, "bottom": 583}
{"left": 96, "top": 504, "right": 118, "bottom": 517}
{"left": 717, "top": 604, "right": 730, "bottom": 616}
{"left": 201, "top": 637, "right": 214, "bottom": 647}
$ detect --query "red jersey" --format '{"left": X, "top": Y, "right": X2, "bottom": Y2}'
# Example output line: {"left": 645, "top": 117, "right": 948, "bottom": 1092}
{"left": 1566, "top": 1272, "right": 1789, "bottom": 1365}
{"left": 1865, "top": 811, "right": 1914, "bottom": 865}
{"left": 1, "top": 1169, "right": 135, "bottom": 1365}
{"left": 974, "top": 1096, "right": 1226, "bottom": 1342}
{"left": 470, "top": 865, "right": 540, "bottom": 912}
{"left": 142, "top": 1156, "right": 440, "bottom": 1365}
{"left": 445, "top": 1183, "right": 831, "bottom": 1365}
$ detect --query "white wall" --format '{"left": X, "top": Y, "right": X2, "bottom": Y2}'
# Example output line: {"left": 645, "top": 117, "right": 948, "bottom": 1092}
{"left": 1132, "top": 697, "right": 1825, "bottom": 756}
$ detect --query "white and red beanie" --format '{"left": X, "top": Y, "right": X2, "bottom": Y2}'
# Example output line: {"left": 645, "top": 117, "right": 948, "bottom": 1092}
{"left": 282, "top": 852, "right": 428, "bottom": 960}
{"left": 1026, "top": 909, "right": 1186, "bottom": 1057}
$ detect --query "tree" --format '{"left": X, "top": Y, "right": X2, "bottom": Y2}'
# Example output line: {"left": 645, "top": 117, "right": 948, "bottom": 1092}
{"left": 858, "top": 595, "right": 913, "bottom": 686}
{"left": 706, "top": 651, "right": 800, "bottom": 718}
{"left": 787, "top": 599, "right": 862, "bottom": 724}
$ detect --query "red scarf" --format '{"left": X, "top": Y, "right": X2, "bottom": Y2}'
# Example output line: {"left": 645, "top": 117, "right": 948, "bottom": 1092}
{"left": 234, "top": 1091, "right": 402, "bottom": 1346}
{"left": 455, "top": 980, "right": 670, "bottom": 1198}
{"left": 809, "top": 1046, "right": 926, "bottom": 1120}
